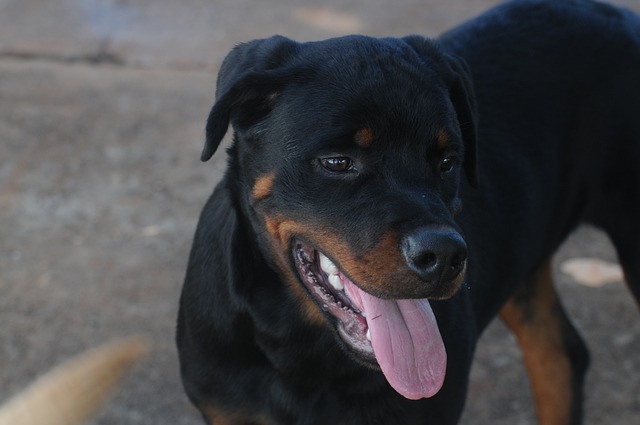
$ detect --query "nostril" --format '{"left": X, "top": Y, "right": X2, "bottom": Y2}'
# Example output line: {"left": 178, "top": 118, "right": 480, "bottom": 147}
{"left": 449, "top": 252, "right": 467, "bottom": 276}
{"left": 451, "top": 252, "right": 467, "bottom": 269}
{"left": 413, "top": 251, "right": 438, "bottom": 271}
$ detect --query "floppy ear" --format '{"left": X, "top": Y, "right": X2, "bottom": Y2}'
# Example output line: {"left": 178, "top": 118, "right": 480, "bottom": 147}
{"left": 402, "top": 36, "right": 479, "bottom": 187}
{"left": 201, "top": 36, "right": 300, "bottom": 161}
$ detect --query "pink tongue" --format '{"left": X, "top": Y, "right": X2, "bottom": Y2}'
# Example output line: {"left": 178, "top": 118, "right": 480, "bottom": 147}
{"left": 345, "top": 284, "right": 447, "bottom": 400}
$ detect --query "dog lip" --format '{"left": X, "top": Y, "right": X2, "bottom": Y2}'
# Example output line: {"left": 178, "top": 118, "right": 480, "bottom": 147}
{"left": 292, "top": 240, "right": 375, "bottom": 361}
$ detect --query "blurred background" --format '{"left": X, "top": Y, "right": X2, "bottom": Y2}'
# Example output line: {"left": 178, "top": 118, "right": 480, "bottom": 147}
{"left": 0, "top": 0, "right": 639, "bottom": 424}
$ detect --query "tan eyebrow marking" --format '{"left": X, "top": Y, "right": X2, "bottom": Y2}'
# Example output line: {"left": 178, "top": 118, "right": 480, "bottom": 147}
{"left": 354, "top": 128, "right": 375, "bottom": 148}
{"left": 437, "top": 128, "right": 450, "bottom": 150}
{"left": 252, "top": 173, "right": 276, "bottom": 201}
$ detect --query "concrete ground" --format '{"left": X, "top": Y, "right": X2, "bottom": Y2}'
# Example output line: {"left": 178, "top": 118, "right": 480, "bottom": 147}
{"left": 0, "top": 0, "right": 639, "bottom": 424}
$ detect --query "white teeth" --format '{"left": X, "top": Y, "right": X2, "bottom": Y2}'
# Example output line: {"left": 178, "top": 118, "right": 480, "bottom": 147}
{"left": 319, "top": 253, "right": 339, "bottom": 276}
{"left": 319, "top": 252, "right": 343, "bottom": 290}
{"left": 366, "top": 329, "right": 371, "bottom": 341}
{"left": 328, "top": 274, "right": 344, "bottom": 291}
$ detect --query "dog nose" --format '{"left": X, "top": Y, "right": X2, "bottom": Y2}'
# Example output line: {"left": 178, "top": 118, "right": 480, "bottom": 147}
{"left": 402, "top": 226, "right": 467, "bottom": 283}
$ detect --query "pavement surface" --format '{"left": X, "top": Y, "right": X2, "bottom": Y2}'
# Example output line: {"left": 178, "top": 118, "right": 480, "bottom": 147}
{"left": 1, "top": 0, "right": 639, "bottom": 424}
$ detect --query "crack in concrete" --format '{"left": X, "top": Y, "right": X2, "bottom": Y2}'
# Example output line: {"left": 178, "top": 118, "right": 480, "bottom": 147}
{"left": 0, "top": 47, "right": 214, "bottom": 72}
{"left": 0, "top": 37, "right": 143, "bottom": 68}
{"left": 0, "top": 49, "right": 124, "bottom": 67}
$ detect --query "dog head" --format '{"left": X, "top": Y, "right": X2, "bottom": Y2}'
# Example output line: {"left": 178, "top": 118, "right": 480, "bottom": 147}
{"left": 202, "top": 35, "right": 478, "bottom": 399}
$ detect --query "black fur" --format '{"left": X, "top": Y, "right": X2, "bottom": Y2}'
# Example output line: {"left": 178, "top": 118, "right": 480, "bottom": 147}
{"left": 177, "top": 1, "right": 640, "bottom": 423}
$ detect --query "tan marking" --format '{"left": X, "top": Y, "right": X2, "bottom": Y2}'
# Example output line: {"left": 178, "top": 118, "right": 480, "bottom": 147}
{"left": 500, "top": 260, "right": 572, "bottom": 425}
{"left": 329, "top": 230, "right": 413, "bottom": 297}
{"left": 252, "top": 173, "right": 276, "bottom": 201}
{"left": 262, "top": 216, "right": 463, "bottom": 300}
{"left": 354, "top": 128, "right": 374, "bottom": 148}
{"left": 436, "top": 128, "right": 450, "bottom": 150}
{"left": 202, "top": 408, "right": 233, "bottom": 425}
{"left": 274, "top": 220, "right": 408, "bottom": 297}
{"left": 202, "top": 405, "right": 273, "bottom": 425}
{"left": 264, "top": 216, "right": 326, "bottom": 325}
{"left": 330, "top": 231, "right": 464, "bottom": 299}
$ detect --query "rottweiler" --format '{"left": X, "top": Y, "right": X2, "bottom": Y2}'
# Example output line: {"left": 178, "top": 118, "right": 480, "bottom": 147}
{"left": 177, "top": 0, "right": 640, "bottom": 423}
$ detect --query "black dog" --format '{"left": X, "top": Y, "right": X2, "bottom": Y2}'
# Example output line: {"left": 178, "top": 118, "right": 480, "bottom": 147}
{"left": 177, "top": 0, "right": 640, "bottom": 423}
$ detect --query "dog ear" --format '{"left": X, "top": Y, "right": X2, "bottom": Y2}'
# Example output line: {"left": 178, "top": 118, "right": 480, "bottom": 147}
{"left": 444, "top": 54, "right": 479, "bottom": 188}
{"left": 402, "top": 36, "right": 479, "bottom": 187}
{"left": 201, "top": 36, "right": 300, "bottom": 161}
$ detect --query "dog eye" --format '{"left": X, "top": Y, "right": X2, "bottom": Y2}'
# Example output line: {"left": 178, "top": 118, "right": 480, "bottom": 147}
{"left": 439, "top": 157, "right": 455, "bottom": 174}
{"left": 320, "top": 157, "right": 354, "bottom": 173}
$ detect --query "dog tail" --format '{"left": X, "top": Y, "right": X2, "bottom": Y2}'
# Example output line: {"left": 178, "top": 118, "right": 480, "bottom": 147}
{"left": 0, "top": 337, "right": 150, "bottom": 425}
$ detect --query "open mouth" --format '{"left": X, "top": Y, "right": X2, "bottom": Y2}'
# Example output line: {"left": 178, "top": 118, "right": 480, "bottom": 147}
{"left": 293, "top": 241, "right": 374, "bottom": 359}
{"left": 292, "top": 240, "right": 448, "bottom": 400}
